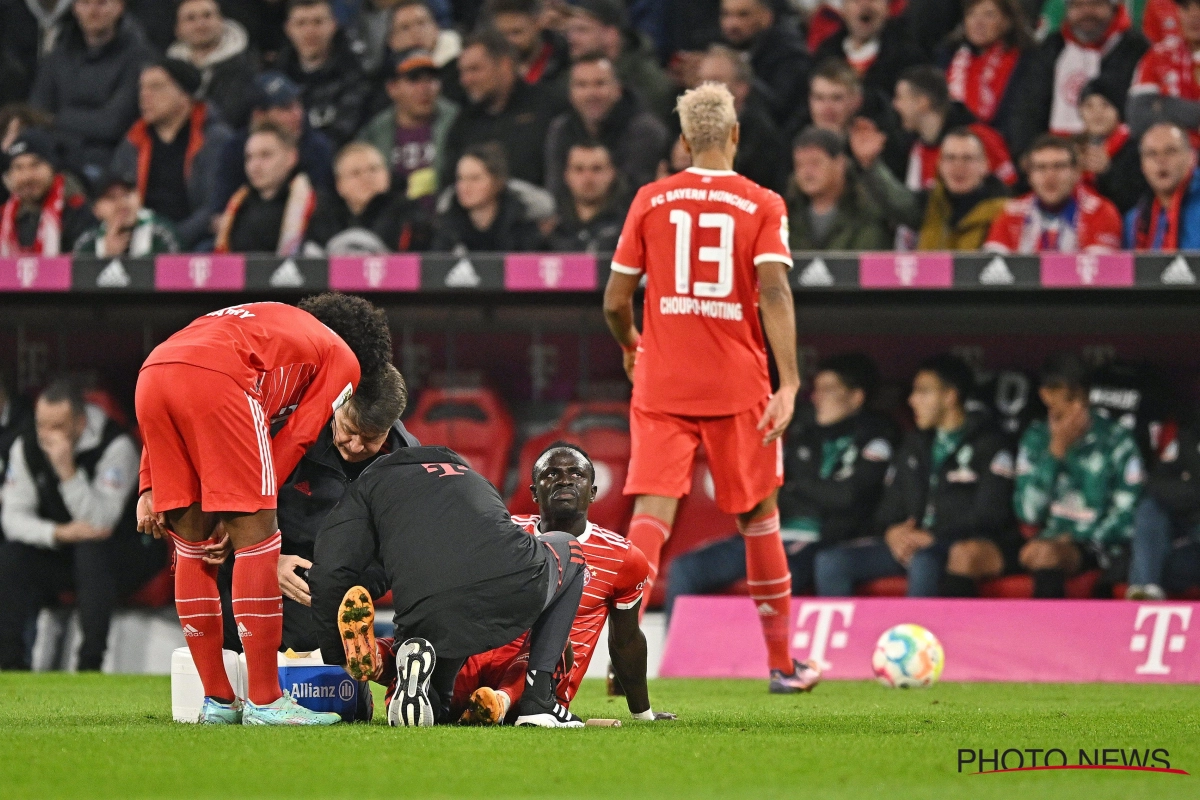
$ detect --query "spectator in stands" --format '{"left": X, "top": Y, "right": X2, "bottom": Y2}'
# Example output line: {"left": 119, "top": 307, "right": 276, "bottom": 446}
{"left": 0, "top": 128, "right": 94, "bottom": 256}
{"left": 984, "top": 134, "right": 1124, "bottom": 253}
{"left": 307, "top": 141, "right": 430, "bottom": 253}
{"left": 1015, "top": 353, "right": 1144, "bottom": 598}
{"left": 892, "top": 65, "right": 1017, "bottom": 193}
{"left": 1009, "top": 0, "right": 1148, "bottom": 161}
{"left": 0, "top": 0, "right": 75, "bottom": 106}
{"left": 815, "top": 354, "right": 1019, "bottom": 598}
{"left": 938, "top": 0, "right": 1034, "bottom": 142}
{"left": 358, "top": 48, "right": 458, "bottom": 213}
{"left": 1127, "top": 0, "right": 1200, "bottom": 137}
{"left": 212, "top": 72, "right": 336, "bottom": 212}
{"left": 1127, "top": 416, "right": 1200, "bottom": 599}
{"left": 667, "top": 354, "right": 897, "bottom": 613}
{"left": 167, "top": 0, "right": 257, "bottom": 130}
{"left": 387, "top": 0, "right": 464, "bottom": 98}
{"left": 1078, "top": 75, "right": 1146, "bottom": 213}
{"left": 489, "top": 0, "right": 570, "bottom": 100}
{"left": 109, "top": 59, "right": 233, "bottom": 251}
{"left": 786, "top": 126, "right": 918, "bottom": 250}
{"left": 719, "top": 0, "right": 811, "bottom": 129}
{"left": 565, "top": 0, "right": 676, "bottom": 120}
{"left": 73, "top": 172, "right": 179, "bottom": 256}
{"left": 441, "top": 29, "right": 564, "bottom": 188}
{"left": 695, "top": 44, "right": 788, "bottom": 194}
{"left": 30, "top": 0, "right": 154, "bottom": 186}
{"left": 807, "top": 58, "right": 864, "bottom": 136}
{"left": 278, "top": 0, "right": 370, "bottom": 147}
{"left": 215, "top": 121, "right": 317, "bottom": 254}
{"left": 547, "top": 142, "right": 628, "bottom": 253}
{"left": 0, "top": 370, "right": 32, "bottom": 490}
{"left": 432, "top": 142, "right": 544, "bottom": 252}
{"left": 812, "top": 0, "right": 926, "bottom": 99}
{"left": 917, "top": 127, "right": 1010, "bottom": 250}
{"left": 544, "top": 53, "right": 667, "bottom": 197}
{"left": 0, "top": 378, "right": 164, "bottom": 671}
{"left": 1125, "top": 121, "right": 1200, "bottom": 249}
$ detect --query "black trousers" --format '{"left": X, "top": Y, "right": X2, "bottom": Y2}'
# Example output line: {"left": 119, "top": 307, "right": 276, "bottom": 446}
{"left": 0, "top": 532, "right": 166, "bottom": 670}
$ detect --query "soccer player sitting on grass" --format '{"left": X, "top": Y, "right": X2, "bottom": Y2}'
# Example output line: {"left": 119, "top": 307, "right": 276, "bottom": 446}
{"left": 450, "top": 443, "right": 676, "bottom": 725}
{"left": 310, "top": 444, "right": 586, "bottom": 727}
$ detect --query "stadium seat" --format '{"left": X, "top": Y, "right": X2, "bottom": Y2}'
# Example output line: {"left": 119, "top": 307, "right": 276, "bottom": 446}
{"left": 402, "top": 386, "right": 515, "bottom": 490}
{"left": 858, "top": 577, "right": 909, "bottom": 597}
{"left": 507, "top": 401, "right": 634, "bottom": 533}
{"left": 978, "top": 570, "right": 1104, "bottom": 599}
{"left": 648, "top": 448, "right": 740, "bottom": 609}
{"left": 126, "top": 566, "right": 174, "bottom": 608}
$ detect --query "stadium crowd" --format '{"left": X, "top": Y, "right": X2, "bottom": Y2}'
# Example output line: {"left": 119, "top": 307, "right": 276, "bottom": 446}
{"left": 2, "top": 0, "right": 1200, "bottom": 673}
{"left": 4, "top": 0, "right": 1200, "bottom": 256}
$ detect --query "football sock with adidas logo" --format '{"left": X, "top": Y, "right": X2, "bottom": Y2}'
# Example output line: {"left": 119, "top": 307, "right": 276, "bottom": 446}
{"left": 741, "top": 510, "right": 793, "bottom": 673}
{"left": 232, "top": 531, "right": 284, "bottom": 706}
{"left": 171, "top": 533, "right": 236, "bottom": 703}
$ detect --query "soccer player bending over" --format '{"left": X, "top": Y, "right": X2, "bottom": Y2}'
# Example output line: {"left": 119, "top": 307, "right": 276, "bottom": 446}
{"left": 452, "top": 443, "right": 676, "bottom": 724}
{"left": 603, "top": 81, "right": 820, "bottom": 693}
{"left": 309, "top": 444, "right": 587, "bottom": 727}
{"left": 135, "top": 294, "right": 394, "bottom": 725}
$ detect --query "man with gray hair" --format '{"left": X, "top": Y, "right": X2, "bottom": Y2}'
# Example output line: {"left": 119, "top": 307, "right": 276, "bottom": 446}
{"left": 0, "top": 378, "right": 164, "bottom": 671}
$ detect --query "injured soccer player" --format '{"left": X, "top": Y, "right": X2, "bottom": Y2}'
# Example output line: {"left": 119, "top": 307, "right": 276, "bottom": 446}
{"left": 452, "top": 443, "right": 677, "bottom": 725}
{"left": 309, "top": 445, "right": 587, "bottom": 727}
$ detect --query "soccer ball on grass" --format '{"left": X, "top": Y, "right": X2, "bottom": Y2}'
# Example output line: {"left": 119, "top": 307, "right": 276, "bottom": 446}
{"left": 872, "top": 624, "right": 944, "bottom": 688}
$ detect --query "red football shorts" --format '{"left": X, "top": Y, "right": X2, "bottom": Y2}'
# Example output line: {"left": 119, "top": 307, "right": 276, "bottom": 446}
{"left": 625, "top": 398, "right": 783, "bottom": 515}
{"left": 136, "top": 363, "right": 278, "bottom": 514}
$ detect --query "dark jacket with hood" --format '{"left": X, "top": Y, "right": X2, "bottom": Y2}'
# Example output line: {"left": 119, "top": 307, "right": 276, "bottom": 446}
{"left": 547, "top": 185, "right": 629, "bottom": 254}
{"left": 431, "top": 187, "right": 544, "bottom": 252}
{"left": 876, "top": 411, "right": 1019, "bottom": 546}
{"left": 739, "top": 22, "right": 811, "bottom": 129}
{"left": 307, "top": 187, "right": 432, "bottom": 253}
{"left": 813, "top": 19, "right": 928, "bottom": 99}
{"left": 276, "top": 28, "right": 371, "bottom": 147}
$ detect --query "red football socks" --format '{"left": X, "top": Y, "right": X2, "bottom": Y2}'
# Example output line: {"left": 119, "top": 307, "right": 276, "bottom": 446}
{"left": 741, "top": 510, "right": 793, "bottom": 673}
{"left": 233, "top": 531, "right": 284, "bottom": 706}
{"left": 171, "top": 533, "right": 236, "bottom": 702}
{"left": 626, "top": 514, "right": 672, "bottom": 609}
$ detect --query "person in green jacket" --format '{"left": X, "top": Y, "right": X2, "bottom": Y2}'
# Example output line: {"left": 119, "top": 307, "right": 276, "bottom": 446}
{"left": 785, "top": 126, "right": 914, "bottom": 251}
{"left": 1014, "top": 352, "right": 1144, "bottom": 597}
{"left": 73, "top": 173, "right": 179, "bottom": 257}
{"left": 356, "top": 48, "right": 459, "bottom": 210}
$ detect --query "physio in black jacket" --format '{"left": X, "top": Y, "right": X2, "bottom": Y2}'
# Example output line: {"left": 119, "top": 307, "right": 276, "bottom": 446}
{"left": 815, "top": 353, "right": 1019, "bottom": 597}
{"left": 310, "top": 445, "right": 586, "bottom": 727}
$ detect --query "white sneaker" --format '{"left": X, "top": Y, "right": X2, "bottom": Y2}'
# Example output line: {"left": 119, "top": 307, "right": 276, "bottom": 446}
{"left": 1126, "top": 584, "right": 1166, "bottom": 600}
{"left": 388, "top": 638, "right": 436, "bottom": 727}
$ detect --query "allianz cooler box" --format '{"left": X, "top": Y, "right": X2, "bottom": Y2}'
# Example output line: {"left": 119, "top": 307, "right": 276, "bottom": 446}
{"left": 172, "top": 648, "right": 360, "bottom": 722}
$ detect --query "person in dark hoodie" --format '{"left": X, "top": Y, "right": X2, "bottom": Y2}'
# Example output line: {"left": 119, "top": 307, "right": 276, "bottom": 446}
{"left": 29, "top": 0, "right": 153, "bottom": 187}
{"left": 543, "top": 53, "right": 667, "bottom": 198}
{"left": 432, "top": 142, "right": 543, "bottom": 252}
{"left": 812, "top": 0, "right": 927, "bottom": 100}
{"left": 917, "top": 127, "right": 1009, "bottom": 250}
{"left": 547, "top": 141, "right": 628, "bottom": 253}
{"left": 666, "top": 353, "right": 897, "bottom": 615}
{"left": 277, "top": 0, "right": 371, "bottom": 147}
{"left": 816, "top": 353, "right": 1020, "bottom": 597}
{"left": 307, "top": 142, "right": 431, "bottom": 253}
{"left": 489, "top": 0, "right": 571, "bottom": 103}
{"left": 719, "top": 0, "right": 811, "bottom": 131}
{"left": 167, "top": 0, "right": 258, "bottom": 129}
{"left": 1078, "top": 74, "right": 1146, "bottom": 214}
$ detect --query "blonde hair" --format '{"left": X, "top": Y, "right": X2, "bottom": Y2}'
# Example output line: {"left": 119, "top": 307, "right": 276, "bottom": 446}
{"left": 676, "top": 81, "right": 737, "bottom": 155}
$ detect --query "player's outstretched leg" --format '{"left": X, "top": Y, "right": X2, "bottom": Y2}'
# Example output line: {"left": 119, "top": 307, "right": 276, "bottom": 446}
{"left": 388, "top": 638, "right": 437, "bottom": 727}
{"left": 338, "top": 586, "right": 377, "bottom": 681}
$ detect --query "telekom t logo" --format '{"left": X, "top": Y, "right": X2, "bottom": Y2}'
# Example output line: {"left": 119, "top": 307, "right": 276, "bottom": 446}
{"left": 792, "top": 601, "right": 855, "bottom": 670}
{"left": 1131, "top": 606, "right": 1190, "bottom": 675}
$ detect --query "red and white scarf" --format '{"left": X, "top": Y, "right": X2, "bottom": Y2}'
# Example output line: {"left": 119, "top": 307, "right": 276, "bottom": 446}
{"left": 1050, "top": 6, "right": 1132, "bottom": 135}
{"left": 0, "top": 174, "right": 65, "bottom": 256}
{"left": 947, "top": 42, "right": 1021, "bottom": 124}
{"left": 215, "top": 173, "right": 315, "bottom": 255}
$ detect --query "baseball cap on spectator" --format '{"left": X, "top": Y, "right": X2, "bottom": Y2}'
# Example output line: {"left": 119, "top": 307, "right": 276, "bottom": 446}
{"left": 1079, "top": 75, "right": 1125, "bottom": 119}
{"left": 5, "top": 127, "right": 59, "bottom": 170}
{"left": 93, "top": 168, "right": 136, "bottom": 197}
{"left": 253, "top": 71, "right": 302, "bottom": 110}
{"left": 792, "top": 126, "right": 845, "bottom": 158}
{"left": 388, "top": 47, "right": 439, "bottom": 80}
{"left": 574, "top": 0, "right": 628, "bottom": 28}
{"left": 151, "top": 57, "right": 203, "bottom": 98}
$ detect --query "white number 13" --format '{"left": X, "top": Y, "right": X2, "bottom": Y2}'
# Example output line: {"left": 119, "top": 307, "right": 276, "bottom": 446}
{"left": 669, "top": 210, "right": 735, "bottom": 298}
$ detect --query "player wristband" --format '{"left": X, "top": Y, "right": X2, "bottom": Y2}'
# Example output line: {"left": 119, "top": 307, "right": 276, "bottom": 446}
{"left": 631, "top": 709, "right": 655, "bottom": 721}
{"left": 620, "top": 334, "right": 640, "bottom": 355}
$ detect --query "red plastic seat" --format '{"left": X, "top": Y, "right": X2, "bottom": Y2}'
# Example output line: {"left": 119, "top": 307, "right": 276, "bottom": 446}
{"left": 126, "top": 566, "right": 174, "bottom": 607}
{"left": 858, "top": 576, "right": 909, "bottom": 597}
{"left": 978, "top": 570, "right": 1104, "bottom": 599}
{"left": 402, "top": 387, "right": 515, "bottom": 490}
{"left": 507, "top": 401, "right": 634, "bottom": 533}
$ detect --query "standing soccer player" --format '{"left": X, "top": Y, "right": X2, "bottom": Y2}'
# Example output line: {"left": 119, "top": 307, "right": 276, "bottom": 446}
{"left": 135, "top": 294, "right": 393, "bottom": 724}
{"left": 603, "top": 82, "right": 820, "bottom": 693}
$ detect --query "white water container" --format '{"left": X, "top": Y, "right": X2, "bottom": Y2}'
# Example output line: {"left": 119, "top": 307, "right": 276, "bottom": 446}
{"left": 170, "top": 647, "right": 243, "bottom": 723}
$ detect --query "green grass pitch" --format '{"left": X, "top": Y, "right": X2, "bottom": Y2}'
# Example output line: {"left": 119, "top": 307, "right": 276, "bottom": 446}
{"left": 1, "top": 674, "right": 1197, "bottom": 799}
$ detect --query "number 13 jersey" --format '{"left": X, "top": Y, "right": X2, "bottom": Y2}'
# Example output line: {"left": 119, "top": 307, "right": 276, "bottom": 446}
{"left": 611, "top": 167, "right": 793, "bottom": 417}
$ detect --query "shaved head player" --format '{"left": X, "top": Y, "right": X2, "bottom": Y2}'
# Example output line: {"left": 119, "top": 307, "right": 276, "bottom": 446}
{"left": 603, "top": 82, "right": 821, "bottom": 693}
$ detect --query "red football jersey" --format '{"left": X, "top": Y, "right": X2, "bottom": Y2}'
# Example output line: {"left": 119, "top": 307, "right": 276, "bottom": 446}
{"left": 611, "top": 167, "right": 793, "bottom": 417}
{"left": 513, "top": 514, "right": 648, "bottom": 702}
{"left": 140, "top": 302, "right": 360, "bottom": 488}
